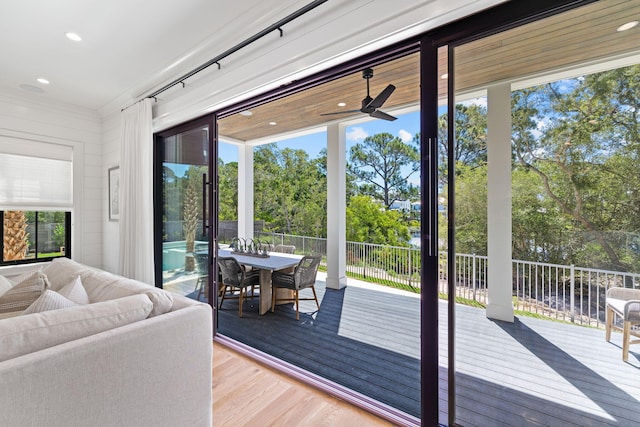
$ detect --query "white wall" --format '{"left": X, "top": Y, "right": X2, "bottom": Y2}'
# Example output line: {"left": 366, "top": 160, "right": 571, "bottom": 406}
{"left": 100, "top": 110, "right": 122, "bottom": 274}
{"left": 0, "top": 93, "right": 103, "bottom": 268}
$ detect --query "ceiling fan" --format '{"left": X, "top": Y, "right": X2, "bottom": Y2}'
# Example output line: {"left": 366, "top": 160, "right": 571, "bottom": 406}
{"left": 321, "top": 68, "right": 397, "bottom": 121}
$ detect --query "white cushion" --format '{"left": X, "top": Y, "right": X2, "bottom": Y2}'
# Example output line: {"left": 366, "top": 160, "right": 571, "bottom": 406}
{"left": 57, "top": 276, "right": 89, "bottom": 305}
{"left": 23, "top": 290, "right": 78, "bottom": 315}
{"left": 0, "top": 275, "right": 13, "bottom": 298}
{"left": 42, "top": 257, "right": 93, "bottom": 291}
{"left": 0, "top": 271, "right": 49, "bottom": 314}
{"left": 0, "top": 294, "right": 153, "bottom": 362}
{"left": 80, "top": 271, "right": 173, "bottom": 317}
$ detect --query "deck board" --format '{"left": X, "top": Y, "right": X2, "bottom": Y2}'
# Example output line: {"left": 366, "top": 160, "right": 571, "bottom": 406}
{"left": 213, "top": 273, "right": 640, "bottom": 426}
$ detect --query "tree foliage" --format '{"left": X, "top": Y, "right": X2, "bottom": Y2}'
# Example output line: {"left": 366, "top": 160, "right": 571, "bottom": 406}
{"left": 348, "top": 132, "right": 419, "bottom": 208}
{"left": 346, "top": 195, "right": 410, "bottom": 246}
{"left": 253, "top": 145, "right": 327, "bottom": 237}
{"left": 449, "top": 64, "right": 640, "bottom": 272}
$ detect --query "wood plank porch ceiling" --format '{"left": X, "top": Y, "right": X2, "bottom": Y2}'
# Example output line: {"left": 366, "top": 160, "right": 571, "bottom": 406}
{"left": 218, "top": 0, "right": 640, "bottom": 143}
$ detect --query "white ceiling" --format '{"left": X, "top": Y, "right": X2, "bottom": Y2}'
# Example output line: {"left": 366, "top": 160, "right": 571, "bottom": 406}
{"left": 0, "top": 0, "right": 324, "bottom": 112}
{"left": 0, "top": 0, "right": 508, "bottom": 116}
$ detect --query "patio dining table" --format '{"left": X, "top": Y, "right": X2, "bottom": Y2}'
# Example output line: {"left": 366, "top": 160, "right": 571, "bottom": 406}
{"left": 217, "top": 248, "right": 302, "bottom": 315}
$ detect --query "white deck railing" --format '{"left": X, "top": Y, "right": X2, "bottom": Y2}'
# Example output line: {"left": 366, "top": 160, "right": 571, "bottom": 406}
{"left": 254, "top": 232, "right": 640, "bottom": 328}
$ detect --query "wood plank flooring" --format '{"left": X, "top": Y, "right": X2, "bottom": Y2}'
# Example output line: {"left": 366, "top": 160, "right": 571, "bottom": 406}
{"left": 213, "top": 341, "right": 397, "bottom": 426}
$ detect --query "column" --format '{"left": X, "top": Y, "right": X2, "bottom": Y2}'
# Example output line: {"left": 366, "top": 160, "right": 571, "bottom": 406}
{"left": 486, "top": 83, "right": 514, "bottom": 322}
{"left": 326, "top": 123, "right": 347, "bottom": 289}
{"left": 237, "top": 144, "right": 254, "bottom": 240}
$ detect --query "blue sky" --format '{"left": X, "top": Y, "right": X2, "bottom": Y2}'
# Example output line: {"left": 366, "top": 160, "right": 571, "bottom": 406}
{"left": 219, "top": 110, "right": 422, "bottom": 184}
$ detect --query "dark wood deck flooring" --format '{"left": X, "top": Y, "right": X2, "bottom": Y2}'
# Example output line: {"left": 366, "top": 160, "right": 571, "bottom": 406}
{"left": 213, "top": 274, "right": 640, "bottom": 426}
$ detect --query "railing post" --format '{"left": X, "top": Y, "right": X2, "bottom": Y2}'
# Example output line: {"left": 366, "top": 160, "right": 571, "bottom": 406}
{"left": 472, "top": 253, "right": 477, "bottom": 301}
{"left": 570, "top": 264, "right": 575, "bottom": 323}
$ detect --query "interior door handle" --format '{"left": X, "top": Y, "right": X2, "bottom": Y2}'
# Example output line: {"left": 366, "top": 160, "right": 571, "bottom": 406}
{"left": 202, "top": 173, "right": 209, "bottom": 235}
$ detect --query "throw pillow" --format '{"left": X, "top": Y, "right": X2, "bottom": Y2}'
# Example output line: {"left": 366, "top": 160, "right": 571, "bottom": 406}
{"left": 23, "top": 290, "right": 78, "bottom": 315}
{"left": 57, "top": 276, "right": 90, "bottom": 305}
{"left": 0, "top": 274, "right": 13, "bottom": 298}
{"left": 42, "top": 257, "right": 93, "bottom": 291}
{"left": 0, "top": 270, "right": 49, "bottom": 313}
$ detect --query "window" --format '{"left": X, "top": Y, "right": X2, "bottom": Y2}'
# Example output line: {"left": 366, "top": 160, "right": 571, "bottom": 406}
{"left": 0, "top": 136, "right": 74, "bottom": 265}
{"left": 1, "top": 211, "right": 71, "bottom": 264}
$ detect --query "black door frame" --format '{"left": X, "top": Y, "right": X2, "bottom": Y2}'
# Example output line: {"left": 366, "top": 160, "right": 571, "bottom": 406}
{"left": 153, "top": 113, "right": 218, "bottom": 332}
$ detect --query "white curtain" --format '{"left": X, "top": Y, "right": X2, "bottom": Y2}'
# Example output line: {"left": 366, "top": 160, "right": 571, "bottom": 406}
{"left": 118, "top": 99, "right": 154, "bottom": 284}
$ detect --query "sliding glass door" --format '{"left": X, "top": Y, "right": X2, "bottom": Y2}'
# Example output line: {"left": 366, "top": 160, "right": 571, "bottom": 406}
{"left": 154, "top": 115, "right": 217, "bottom": 311}
{"left": 447, "top": 1, "right": 640, "bottom": 425}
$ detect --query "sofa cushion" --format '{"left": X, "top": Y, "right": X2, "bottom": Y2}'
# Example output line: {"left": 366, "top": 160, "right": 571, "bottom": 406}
{"left": 42, "top": 257, "right": 93, "bottom": 291}
{"left": 80, "top": 271, "right": 173, "bottom": 317}
{"left": 0, "top": 271, "right": 49, "bottom": 314}
{"left": 23, "top": 290, "right": 78, "bottom": 315}
{"left": 57, "top": 276, "right": 90, "bottom": 305}
{"left": 0, "top": 293, "right": 153, "bottom": 362}
{"left": 0, "top": 275, "right": 13, "bottom": 298}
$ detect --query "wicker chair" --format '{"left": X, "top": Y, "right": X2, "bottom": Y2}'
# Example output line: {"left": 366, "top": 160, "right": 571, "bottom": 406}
{"left": 217, "top": 257, "right": 260, "bottom": 317}
{"left": 271, "top": 254, "right": 322, "bottom": 320}
{"left": 605, "top": 287, "right": 640, "bottom": 361}
{"left": 193, "top": 252, "right": 209, "bottom": 301}
{"left": 273, "top": 244, "right": 295, "bottom": 254}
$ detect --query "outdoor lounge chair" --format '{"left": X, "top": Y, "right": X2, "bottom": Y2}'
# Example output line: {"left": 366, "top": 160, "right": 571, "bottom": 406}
{"left": 605, "top": 287, "right": 640, "bottom": 361}
{"left": 271, "top": 254, "right": 321, "bottom": 320}
{"left": 217, "top": 256, "right": 260, "bottom": 317}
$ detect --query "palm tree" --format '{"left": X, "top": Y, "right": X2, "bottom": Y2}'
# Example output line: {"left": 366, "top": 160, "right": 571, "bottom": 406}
{"left": 3, "top": 211, "right": 29, "bottom": 261}
{"left": 183, "top": 178, "right": 199, "bottom": 271}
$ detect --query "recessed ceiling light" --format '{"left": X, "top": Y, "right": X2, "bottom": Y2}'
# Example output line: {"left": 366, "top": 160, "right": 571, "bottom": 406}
{"left": 440, "top": 73, "right": 448, "bottom": 79}
{"left": 239, "top": 110, "right": 253, "bottom": 116}
{"left": 65, "top": 32, "right": 82, "bottom": 41}
{"left": 337, "top": 102, "right": 346, "bottom": 107}
{"left": 269, "top": 122, "right": 277, "bottom": 126}
{"left": 19, "top": 84, "right": 44, "bottom": 93}
{"left": 36, "top": 78, "right": 50, "bottom": 85}
{"left": 617, "top": 21, "right": 638, "bottom": 32}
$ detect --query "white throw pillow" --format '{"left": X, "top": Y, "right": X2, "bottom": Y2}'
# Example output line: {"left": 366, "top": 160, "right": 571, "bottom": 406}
{"left": 0, "top": 293, "right": 153, "bottom": 362}
{"left": 42, "top": 257, "right": 93, "bottom": 291}
{"left": 0, "top": 270, "right": 49, "bottom": 314}
{"left": 23, "top": 290, "right": 78, "bottom": 315}
{"left": 57, "top": 276, "right": 90, "bottom": 305}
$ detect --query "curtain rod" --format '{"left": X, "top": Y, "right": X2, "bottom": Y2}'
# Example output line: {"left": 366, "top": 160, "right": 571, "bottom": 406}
{"left": 122, "top": 0, "right": 328, "bottom": 112}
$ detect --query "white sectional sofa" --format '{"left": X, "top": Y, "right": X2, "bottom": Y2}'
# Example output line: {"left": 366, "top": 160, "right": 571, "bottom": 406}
{"left": 0, "top": 257, "right": 213, "bottom": 427}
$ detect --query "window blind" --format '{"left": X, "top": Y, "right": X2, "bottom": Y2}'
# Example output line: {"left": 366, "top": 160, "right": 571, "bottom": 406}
{"left": 0, "top": 137, "right": 73, "bottom": 208}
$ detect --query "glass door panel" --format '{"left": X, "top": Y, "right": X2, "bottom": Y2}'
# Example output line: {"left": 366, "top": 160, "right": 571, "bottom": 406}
{"left": 451, "top": 1, "right": 640, "bottom": 425}
{"left": 156, "top": 119, "right": 213, "bottom": 304}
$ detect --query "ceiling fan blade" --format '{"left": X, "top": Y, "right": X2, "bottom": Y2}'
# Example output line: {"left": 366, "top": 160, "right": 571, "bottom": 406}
{"left": 320, "top": 109, "right": 361, "bottom": 116}
{"left": 366, "top": 84, "right": 395, "bottom": 109}
{"left": 369, "top": 109, "right": 397, "bottom": 121}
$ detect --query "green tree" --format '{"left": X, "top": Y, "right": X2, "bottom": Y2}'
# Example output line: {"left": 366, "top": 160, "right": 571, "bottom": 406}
{"left": 438, "top": 103, "right": 488, "bottom": 186}
{"left": 512, "top": 64, "right": 640, "bottom": 271}
{"left": 348, "top": 132, "right": 419, "bottom": 208}
{"left": 346, "top": 195, "right": 410, "bottom": 246}
{"left": 254, "top": 145, "right": 327, "bottom": 237}
{"left": 218, "top": 158, "right": 238, "bottom": 221}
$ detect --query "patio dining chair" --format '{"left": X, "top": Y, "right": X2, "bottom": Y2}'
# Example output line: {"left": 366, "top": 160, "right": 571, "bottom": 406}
{"left": 605, "top": 287, "right": 640, "bottom": 361}
{"left": 271, "top": 254, "right": 322, "bottom": 320}
{"left": 274, "top": 244, "right": 295, "bottom": 254}
{"left": 217, "top": 256, "right": 260, "bottom": 317}
{"left": 193, "top": 251, "right": 209, "bottom": 301}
